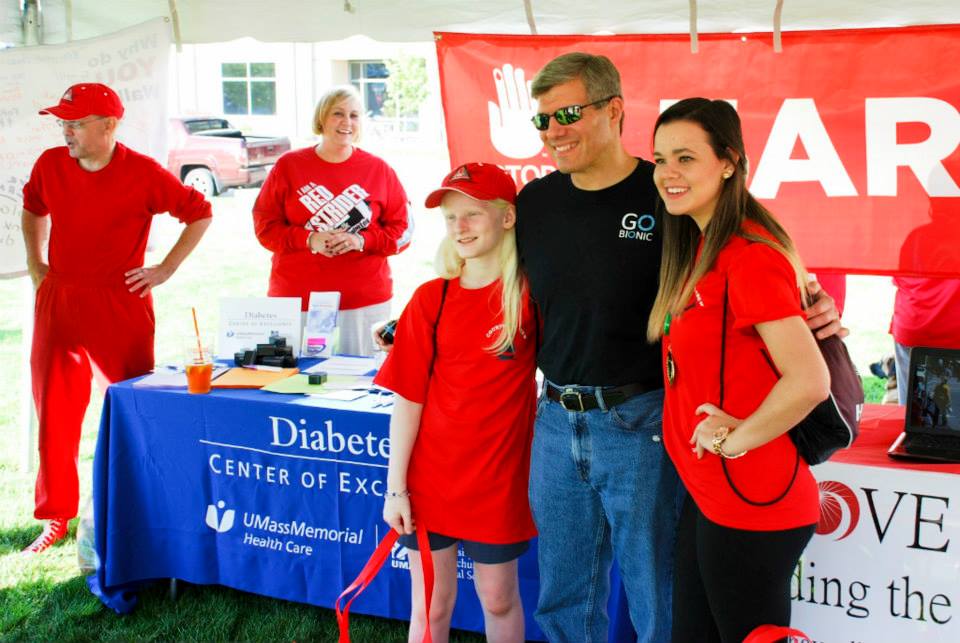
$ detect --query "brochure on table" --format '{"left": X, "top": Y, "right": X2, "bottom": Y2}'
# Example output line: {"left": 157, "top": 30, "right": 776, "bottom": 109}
{"left": 303, "top": 291, "right": 340, "bottom": 357}
{"left": 218, "top": 297, "right": 302, "bottom": 360}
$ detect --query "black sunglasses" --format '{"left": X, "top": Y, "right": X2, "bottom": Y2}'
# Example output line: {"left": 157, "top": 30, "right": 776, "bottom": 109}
{"left": 531, "top": 95, "right": 619, "bottom": 131}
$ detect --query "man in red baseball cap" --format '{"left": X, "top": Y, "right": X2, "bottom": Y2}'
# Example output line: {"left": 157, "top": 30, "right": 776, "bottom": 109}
{"left": 20, "top": 83, "right": 212, "bottom": 554}
{"left": 39, "top": 82, "right": 125, "bottom": 120}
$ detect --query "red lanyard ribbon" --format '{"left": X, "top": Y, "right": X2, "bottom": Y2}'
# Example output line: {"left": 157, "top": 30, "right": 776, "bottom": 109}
{"left": 335, "top": 526, "right": 434, "bottom": 643}
{"left": 743, "top": 625, "right": 809, "bottom": 643}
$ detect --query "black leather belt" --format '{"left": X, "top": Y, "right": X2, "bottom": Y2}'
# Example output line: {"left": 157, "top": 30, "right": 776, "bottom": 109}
{"left": 545, "top": 382, "right": 651, "bottom": 412}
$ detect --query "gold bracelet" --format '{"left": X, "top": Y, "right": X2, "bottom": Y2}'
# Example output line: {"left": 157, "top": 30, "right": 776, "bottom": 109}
{"left": 711, "top": 427, "right": 747, "bottom": 459}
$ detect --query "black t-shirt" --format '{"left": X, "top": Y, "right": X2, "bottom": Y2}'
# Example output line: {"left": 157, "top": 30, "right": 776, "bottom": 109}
{"left": 516, "top": 160, "right": 664, "bottom": 387}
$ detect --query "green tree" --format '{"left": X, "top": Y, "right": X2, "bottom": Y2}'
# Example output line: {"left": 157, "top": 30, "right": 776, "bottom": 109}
{"left": 384, "top": 55, "right": 428, "bottom": 121}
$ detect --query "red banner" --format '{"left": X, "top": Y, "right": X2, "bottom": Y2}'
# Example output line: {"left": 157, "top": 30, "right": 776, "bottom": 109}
{"left": 435, "top": 28, "right": 960, "bottom": 277}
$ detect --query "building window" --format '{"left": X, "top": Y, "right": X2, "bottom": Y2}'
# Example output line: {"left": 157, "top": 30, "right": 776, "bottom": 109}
{"left": 349, "top": 60, "right": 389, "bottom": 117}
{"left": 222, "top": 62, "right": 276, "bottom": 115}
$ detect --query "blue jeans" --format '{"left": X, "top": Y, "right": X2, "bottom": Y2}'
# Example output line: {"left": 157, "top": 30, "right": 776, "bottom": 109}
{"left": 894, "top": 341, "right": 912, "bottom": 405}
{"left": 529, "top": 387, "right": 683, "bottom": 642}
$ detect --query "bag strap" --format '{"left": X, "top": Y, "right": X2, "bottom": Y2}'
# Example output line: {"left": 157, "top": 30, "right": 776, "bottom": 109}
{"left": 743, "top": 624, "right": 809, "bottom": 643}
{"left": 336, "top": 526, "right": 434, "bottom": 643}
{"left": 718, "top": 276, "right": 800, "bottom": 507}
{"left": 427, "top": 280, "right": 450, "bottom": 377}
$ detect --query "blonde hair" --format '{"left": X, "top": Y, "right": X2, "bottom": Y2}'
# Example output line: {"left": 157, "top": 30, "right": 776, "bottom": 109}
{"left": 647, "top": 98, "right": 808, "bottom": 342}
{"left": 434, "top": 198, "right": 527, "bottom": 355}
{"left": 312, "top": 85, "right": 362, "bottom": 142}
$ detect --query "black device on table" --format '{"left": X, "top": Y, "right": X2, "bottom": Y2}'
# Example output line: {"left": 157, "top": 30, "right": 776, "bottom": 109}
{"left": 888, "top": 346, "right": 960, "bottom": 463}
{"left": 377, "top": 319, "right": 398, "bottom": 346}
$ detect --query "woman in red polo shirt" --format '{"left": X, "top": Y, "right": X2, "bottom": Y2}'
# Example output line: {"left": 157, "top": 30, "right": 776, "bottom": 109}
{"left": 647, "top": 98, "right": 830, "bottom": 642}
{"left": 374, "top": 163, "right": 537, "bottom": 642}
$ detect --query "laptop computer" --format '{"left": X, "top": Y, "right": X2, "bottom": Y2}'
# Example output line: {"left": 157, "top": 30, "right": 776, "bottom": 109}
{"left": 888, "top": 346, "right": 960, "bottom": 462}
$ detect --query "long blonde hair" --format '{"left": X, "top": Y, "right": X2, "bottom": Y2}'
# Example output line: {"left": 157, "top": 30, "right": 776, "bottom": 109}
{"left": 434, "top": 198, "right": 527, "bottom": 354}
{"left": 646, "top": 98, "right": 808, "bottom": 342}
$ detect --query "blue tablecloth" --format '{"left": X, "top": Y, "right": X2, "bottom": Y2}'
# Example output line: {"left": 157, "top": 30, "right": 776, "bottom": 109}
{"left": 92, "top": 370, "right": 636, "bottom": 641}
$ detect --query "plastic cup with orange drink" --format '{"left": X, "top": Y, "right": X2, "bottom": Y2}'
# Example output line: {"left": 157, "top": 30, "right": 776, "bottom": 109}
{"left": 185, "top": 340, "right": 213, "bottom": 394}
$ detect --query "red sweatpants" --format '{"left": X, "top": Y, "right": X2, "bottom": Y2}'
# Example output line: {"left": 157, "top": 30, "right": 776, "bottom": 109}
{"left": 31, "top": 275, "right": 155, "bottom": 519}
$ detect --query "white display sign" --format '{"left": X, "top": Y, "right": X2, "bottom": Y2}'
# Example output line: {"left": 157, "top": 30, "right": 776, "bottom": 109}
{"left": 793, "top": 462, "right": 960, "bottom": 642}
{"left": 303, "top": 291, "right": 340, "bottom": 357}
{"left": 218, "top": 297, "right": 302, "bottom": 360}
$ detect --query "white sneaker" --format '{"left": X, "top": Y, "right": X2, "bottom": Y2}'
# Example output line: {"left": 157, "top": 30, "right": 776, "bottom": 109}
{"left": 22, "top": 518, "right": 69, "bottom": 555}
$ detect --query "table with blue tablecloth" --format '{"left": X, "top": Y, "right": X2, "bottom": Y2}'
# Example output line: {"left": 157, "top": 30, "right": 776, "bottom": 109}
{"left": 90, "top": 368, "right": 638, "bottom": 641}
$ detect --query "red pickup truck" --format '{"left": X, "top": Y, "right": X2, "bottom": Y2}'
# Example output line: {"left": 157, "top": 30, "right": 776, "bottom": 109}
{"left": 167, "top": 117, "right": 291, "bottom": 197}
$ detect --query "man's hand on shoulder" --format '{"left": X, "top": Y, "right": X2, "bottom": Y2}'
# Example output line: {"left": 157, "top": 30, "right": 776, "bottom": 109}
{"left": 804, "top": 279, "right": 849, "bottom": 339}
{"left": 124, "top": 263, "right": 174, "bottom": 298}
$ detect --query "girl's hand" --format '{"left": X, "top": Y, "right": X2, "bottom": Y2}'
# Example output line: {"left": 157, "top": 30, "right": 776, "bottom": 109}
{"left": 690, "top": 403, "right": 742, "bottom": 459}
{"left": 383, "top": 495, "right": 414, "bottom": 535}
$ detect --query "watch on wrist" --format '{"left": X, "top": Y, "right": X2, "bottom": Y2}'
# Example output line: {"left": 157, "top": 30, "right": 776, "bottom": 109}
{"left": 355, "top": 232, "right": 365, "bottom": 251}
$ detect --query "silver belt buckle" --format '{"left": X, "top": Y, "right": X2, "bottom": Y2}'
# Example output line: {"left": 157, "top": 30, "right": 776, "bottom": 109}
{"left": 560, "top": 388, "right": 586, "bottom": 412}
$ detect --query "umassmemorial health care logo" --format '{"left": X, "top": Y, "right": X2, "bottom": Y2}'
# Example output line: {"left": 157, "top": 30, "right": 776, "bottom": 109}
{"left": 205, "top": 500, "right": 236, "bottom": 533}
{"left": 817, "top": 480, "right": 860, "bottom": 541}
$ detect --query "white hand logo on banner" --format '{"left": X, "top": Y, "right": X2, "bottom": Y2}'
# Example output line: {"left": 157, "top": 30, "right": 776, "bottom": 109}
{"left": 487, "top": 64, "right": 543, "bottom": 159}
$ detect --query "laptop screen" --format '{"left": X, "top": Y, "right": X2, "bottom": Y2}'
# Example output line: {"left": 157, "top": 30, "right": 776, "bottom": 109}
{"left": 905, "top": 347, "right": 960, "bottom": 435}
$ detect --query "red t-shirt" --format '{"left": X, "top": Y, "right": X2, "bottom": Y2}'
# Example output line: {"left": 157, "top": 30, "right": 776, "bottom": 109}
{"left": 22, "top": 144, "right": 211, "bottom": 286}
{"left": 662, "top": 230, "right": 820, "bottom": 531}
{"left": 890, "top": 277, "right": 960, "bottom": 349}
{"left": 374, "top": 278, "right": 538, "bottom": 543}
{"left": 252, "top": 146, "right": 410, "bottom": 310}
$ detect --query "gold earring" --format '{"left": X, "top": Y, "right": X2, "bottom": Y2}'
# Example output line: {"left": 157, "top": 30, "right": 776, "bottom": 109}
{"left": 722, "top": 171, "right": 732, "bottom": 179}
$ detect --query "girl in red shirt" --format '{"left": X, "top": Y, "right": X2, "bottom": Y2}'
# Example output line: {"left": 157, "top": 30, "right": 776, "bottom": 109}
{"left": 374, "top": 163, "right": 537, "bottom": 643}
{"left": 647, "top": 98, "right": 830, "bottom": 642}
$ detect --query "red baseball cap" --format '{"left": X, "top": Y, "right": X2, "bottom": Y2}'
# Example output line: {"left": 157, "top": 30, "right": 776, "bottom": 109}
{"left": 424, "top": 162, "right": 517, "bottom": 208}
{"left": 39, "top": 83, "right": 124, "bottom": 120}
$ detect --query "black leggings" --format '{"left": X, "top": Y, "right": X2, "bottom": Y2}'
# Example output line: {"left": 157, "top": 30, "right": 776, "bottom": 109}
{"left": 672, "top": 495, "right": 815, "bottom": 643}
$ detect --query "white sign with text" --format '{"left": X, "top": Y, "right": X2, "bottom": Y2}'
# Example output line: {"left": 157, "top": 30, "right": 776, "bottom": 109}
{"left": 218, "top": 297, "right": 302, "bottom": 360}
{"left": 794, "top": 463, "right": 959, "bottom": 642}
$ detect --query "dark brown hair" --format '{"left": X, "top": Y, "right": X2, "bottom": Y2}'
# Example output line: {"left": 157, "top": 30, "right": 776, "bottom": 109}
{"left": 647, "top": 98, "right": 806, "bottom": 341}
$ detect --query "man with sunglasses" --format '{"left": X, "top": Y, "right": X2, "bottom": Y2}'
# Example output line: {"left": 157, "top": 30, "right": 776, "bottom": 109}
{"left": 515, "top": 53, "right": 843, "bottom": 641}
{"left": 20, "top": 83, "right": 211, "bottom": 554}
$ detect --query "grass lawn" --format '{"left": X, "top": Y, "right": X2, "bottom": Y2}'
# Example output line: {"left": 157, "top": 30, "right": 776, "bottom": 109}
{"left": 0, "top": 146, "right": 898, "bottom": 640}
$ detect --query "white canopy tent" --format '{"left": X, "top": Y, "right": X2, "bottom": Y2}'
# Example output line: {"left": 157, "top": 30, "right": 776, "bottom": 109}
{"left": 2, "top": 0, "right": 960, "bottom": 46}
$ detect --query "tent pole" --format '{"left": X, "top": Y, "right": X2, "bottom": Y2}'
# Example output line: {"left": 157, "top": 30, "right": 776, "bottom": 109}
{"left": 21, "top": 0, "right": 42, "bottom": 45}
{"left": 773, "top": 0, "right": 784, "bottom": 53}
{"left": 65, "top": 0, "right": 72, "bottom": 42}
{"left": 167, "top": 0, "right": 183, "bottom": 52}
{"left": 523, "top": 0, "right": 538, "bottom": 35}
{"left": 688, "top": 0, "right": 699, "bottom": 53}
{"left": 21, "top": 278, "right": 36, "bottom": 472}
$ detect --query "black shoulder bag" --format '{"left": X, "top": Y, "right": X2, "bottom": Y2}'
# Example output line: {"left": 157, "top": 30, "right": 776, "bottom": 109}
{"left": 719, "top": 277, "right": 864, "bottom": 506}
